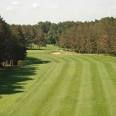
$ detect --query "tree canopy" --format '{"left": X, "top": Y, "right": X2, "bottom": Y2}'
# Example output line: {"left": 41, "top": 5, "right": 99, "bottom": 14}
{"left": 0, "top": 16, "right": 116, "bottom": 67}
{"left": 14, "top": 17, "right": 116, "bottom": 55}
{"left": 0, "top": 16, "right": 26, "bottom": 67}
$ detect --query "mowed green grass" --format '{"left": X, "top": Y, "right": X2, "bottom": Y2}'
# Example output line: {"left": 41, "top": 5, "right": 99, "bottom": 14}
{"left": 0, "top": 45, "right": 116, "bottom": 116}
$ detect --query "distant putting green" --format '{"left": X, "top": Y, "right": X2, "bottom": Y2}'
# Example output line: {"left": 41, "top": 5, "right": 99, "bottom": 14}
{"left": 0, "top": 45, "right": 116, "bottom": 116}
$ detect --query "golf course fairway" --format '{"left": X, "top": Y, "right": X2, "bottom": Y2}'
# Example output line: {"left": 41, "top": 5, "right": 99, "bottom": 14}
{"left": 0, "top": 45, "right": 116, "bottom": 116}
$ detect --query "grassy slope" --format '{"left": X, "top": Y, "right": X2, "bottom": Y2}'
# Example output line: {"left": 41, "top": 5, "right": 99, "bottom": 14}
{"left": 0, "top": 45, "right": 116, "bottom": 116}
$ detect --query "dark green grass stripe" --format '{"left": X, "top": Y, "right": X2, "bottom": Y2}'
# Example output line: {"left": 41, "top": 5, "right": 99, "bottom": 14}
{"left": 33, "top": 58, "right": 71, "bottom": 116}
{"left": 97, "top": 63, "right": 116, "bottom": 116}
{"left": 14, "top": 58, "right": 69, "bottom": 116}
{"left": 45, "top": 57, "right": 80, "bottom": 116}
{"left": 91, "top": 63, "right": 109, "bottom": 116}
{"left": 104, "top": 63, "right": 116, "bottom": 87}
{"left": 73, "top": 56, "right": 110, "bottom": 116}
{"left": 65, "top": 56, "right": 93, "bottom": 116}
{"left": 57, "top": 58, "right": 82, "bottom": 116}
{"left": 83, "top": 56, "right": 116, "bottom": 116}
{"left": 34, "top": 56, "right": 80, "bottom": 116}
{"left": 33, "top": 58, "right": 70, "bottom": 115}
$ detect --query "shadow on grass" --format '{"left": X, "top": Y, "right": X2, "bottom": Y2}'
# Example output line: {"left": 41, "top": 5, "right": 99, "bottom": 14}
{"left": 27, "top": 48, "right": 45, "bottom": 50}
{"left": 24, "top": 57, "right": 50, "bottom": 65}
{"left": 0, "top": 57, "right": 50, "bottom": 96}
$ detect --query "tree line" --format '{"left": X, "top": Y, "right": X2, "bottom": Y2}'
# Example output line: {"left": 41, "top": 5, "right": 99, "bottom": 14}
{"left": 0, "top": 16, "right": 116, "bottom": 68}
{"left": 59, "top": 18, "right": 116, "bottom": 55}
{"left": 0, "top": 16, "right": 26, "bottom": 67}
{"left": 10, "top": 17, "right": 116, "bottom": 55}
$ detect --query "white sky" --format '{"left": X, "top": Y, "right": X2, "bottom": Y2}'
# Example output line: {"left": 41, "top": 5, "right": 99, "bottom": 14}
{"left": 0, "top": 0, "right": 116, "bottom": 24}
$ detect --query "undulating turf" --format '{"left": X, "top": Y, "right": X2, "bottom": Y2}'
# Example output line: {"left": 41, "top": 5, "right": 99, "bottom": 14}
{"left": 0, "top": 45, "right": 116, "bottom": 116}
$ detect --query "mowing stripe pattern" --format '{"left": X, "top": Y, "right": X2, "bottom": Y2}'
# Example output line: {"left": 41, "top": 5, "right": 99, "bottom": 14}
{"left": 0, "top": 46, "right": 116, "bottom": 116}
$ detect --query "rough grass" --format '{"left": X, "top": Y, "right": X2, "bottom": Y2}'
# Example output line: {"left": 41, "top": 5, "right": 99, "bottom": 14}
{"left": 0, "top": 45, "right": 116, "bottom": 116}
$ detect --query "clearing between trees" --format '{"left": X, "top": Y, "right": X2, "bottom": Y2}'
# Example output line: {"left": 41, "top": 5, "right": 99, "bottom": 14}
{"left": 0, "top": 45, "right": 116, "bottom": 116}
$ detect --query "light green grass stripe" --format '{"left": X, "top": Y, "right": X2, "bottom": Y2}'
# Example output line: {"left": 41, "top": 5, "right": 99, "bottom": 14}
{"left": 84, "top": 56, "right": 116, "bottom": 116}
{"left": 32, "top": 56, "right": 75, "bottom": 116}
{"left": 90, "top": 61, "right": 109, "bottom": 116}
{"left": 56, "top": 56, "right": 82, "bottom": 116}
{"left": 74, "top": 58, "right": 93, "bottom": 116}
{"left": 97, "top": 62, "right": 116, "bottom": 116}
{"left": 104, "top": 63, "right": 116, "bottom": 87}
{"left": 43, "top": 58, "right": 78, "bottom": 116}
{"left": 31, "top": 58, "right": 70, "bottom": 116}
{"left": 38, "top": 64, "right": 72, "bottom": 116}
{"left": 12, "top": 57, "right": 68, "bottom": 116}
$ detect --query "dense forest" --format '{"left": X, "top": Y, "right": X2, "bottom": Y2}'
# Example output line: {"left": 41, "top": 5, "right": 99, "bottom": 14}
{"left": 10, "top": 17, "right": 116, "bottom": 55}
{"left": 0, "top": 16, "right": 116, "bottom": 67}
{"left": 0, "top": 16, "right": 26, "bottom": 67}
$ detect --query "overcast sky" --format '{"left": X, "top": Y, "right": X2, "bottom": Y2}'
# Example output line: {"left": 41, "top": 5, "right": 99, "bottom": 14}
{"left": 0, "top": 0, "right": 116, "bottom": 24}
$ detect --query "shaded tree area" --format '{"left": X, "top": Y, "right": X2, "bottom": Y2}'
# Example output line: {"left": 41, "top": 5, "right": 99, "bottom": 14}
{"left": 0, "top": 57, "right": 50, "bottom": 95}
{"left": 0, "top": 16, "right": 26, "bottom": 67}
